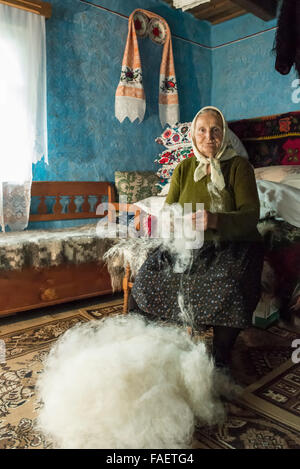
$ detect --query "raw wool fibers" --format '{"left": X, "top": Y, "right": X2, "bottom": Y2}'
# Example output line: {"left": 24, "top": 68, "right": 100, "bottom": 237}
{"left": 103, "top": 237, "right": 162, "bottom": 291}
{"left": 103, "top": 202, "right": 204, "bottom": 290}
{"left": 35, "top": 314, "right": 227, "bottom": 449}
{"left": 158, "top": 202, "right": 203, "bottom": 272}
{"left": 178, "top": 292, "right": 195, "bottom": 330}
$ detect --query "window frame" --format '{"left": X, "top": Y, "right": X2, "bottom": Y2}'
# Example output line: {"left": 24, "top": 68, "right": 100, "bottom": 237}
{"left": 0, "top": 0, "right": 52, "bottom": 18}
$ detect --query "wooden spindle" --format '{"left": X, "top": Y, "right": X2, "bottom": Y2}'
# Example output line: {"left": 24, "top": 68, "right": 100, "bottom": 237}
{"left": 134, "top": 209, "right": 141, "bottom": 231}
{"left": 53, "top": 196, "right": 63, "bottom": 215}
{"left": 68, "top": 195, "right": 77, "bottom": 214}
{"left": 82, "top": 195, "right": 90, "bottom": 213}
{"left": 37, "top": 196, "right": 47, "bottom": 215}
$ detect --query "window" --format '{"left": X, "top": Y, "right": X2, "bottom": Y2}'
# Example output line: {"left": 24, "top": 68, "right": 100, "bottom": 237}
{"left": 0, "top": 3, "right": 48, "bottom": 230}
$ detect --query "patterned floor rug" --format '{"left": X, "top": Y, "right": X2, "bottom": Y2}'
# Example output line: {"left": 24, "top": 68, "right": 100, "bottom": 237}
{"left": 0, "top": 299, "right": 299, "bottom": 449}
{"left": 195, "top": 359, "right": 300, "bottom": 449}
{"left": 240, "top": 360, "right": 300, "bottom": 433}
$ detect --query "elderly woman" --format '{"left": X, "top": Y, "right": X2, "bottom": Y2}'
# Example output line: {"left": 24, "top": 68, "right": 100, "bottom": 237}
{"left": 129, "top": 106, "right": 264, "bottom": 369}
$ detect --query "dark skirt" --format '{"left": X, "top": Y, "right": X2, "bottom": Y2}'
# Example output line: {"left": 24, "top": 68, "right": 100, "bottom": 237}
{"left": 131, "top": 241, "right": 265, "bottom": 330}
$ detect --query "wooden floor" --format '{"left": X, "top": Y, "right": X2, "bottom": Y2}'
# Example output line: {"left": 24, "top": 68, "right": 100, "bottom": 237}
{"left": 0, "top": 292, "right": 123, "bottom": 334}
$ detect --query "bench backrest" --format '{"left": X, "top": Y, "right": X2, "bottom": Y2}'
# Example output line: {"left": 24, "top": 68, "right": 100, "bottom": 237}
{"left": 29, "top": 181, "right": 115, "bottom": 222}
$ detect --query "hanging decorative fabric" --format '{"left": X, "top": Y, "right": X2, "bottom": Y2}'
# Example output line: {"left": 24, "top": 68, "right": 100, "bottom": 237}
{"left": 115, "top": 9, "right": 180, "bottom": 128}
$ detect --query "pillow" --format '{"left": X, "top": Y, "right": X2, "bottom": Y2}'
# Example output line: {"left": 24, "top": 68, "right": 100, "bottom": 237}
{"left": 283, "top": 176, "right": 300, "bottom": 190}
{"left": 155, "top": 122, "right": 192, "bottom": 149}
{"left": 255, "top": 165, "right": 300, "bottom": 189}
{"left": 114, "top": 171, "right": 159, "bottom": 204}
{"left": 154, "top": 147, "right": 195, "bottom": 190}
{"left": 156, "top": 122, "right": 249, "bottom": 159}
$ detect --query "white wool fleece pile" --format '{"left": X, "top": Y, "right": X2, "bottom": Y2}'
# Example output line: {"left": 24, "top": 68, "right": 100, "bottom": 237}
{"left": 36, "top": 314, "right": 226, "bottom": 449}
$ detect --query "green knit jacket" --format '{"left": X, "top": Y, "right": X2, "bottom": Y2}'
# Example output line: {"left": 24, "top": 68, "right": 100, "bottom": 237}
{"left": 165, "top": 155, "right": 262, "bottom": 242}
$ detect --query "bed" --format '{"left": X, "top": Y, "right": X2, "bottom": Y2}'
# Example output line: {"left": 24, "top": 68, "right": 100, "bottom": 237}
{"left": 0, "top": 181, "right": 116, "bottom": 318}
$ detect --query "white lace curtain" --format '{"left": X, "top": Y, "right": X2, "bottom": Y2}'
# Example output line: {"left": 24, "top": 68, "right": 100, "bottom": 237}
{"left": 0, "top": 4, "right": 48, "bottom": 231}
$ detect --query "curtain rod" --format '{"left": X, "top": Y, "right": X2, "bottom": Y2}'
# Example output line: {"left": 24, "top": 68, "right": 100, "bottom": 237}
{"left": 0, "top": 0, "right": 52, "bottom": 18}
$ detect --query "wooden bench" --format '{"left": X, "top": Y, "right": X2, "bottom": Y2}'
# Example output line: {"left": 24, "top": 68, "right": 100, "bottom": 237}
{"left": 0, "top": 181, "right": 115, "bottom": 318}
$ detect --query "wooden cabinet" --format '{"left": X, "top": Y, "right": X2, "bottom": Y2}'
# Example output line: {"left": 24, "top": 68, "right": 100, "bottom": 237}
{"left": 0, "top": 262, "right": 112, "bottom": 317}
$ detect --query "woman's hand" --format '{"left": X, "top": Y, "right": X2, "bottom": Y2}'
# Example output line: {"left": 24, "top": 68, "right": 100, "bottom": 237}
{"left": 191, "top": 210, "right": 218, "bottom": 231}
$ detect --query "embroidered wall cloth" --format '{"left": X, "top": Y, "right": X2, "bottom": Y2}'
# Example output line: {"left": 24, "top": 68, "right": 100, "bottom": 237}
{"left": 115, "top": 9, "right": 180, "bottom": 128}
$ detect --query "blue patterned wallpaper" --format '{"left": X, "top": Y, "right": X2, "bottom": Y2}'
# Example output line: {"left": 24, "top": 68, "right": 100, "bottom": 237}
{"left": 32, "top": 0, "right": 211, "bottom": 185}
{"left": 211, "top": 14, "right": 300, "bottom": 121}
{"left": 90, "top": 0, "right": 211, "bottom": 46}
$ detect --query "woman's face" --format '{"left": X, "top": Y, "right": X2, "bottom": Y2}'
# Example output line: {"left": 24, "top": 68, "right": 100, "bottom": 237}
{"left": 194, "top": 111, "right": 223, "bottom": 158}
